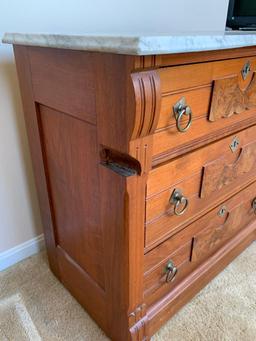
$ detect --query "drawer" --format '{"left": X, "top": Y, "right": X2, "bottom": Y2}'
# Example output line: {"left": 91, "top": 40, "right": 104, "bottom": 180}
{"left": 153, "top": 56, "right": 256, "bottom": 162}
{"left": 146, "top": 125, "right": 256, "bottom": 249}
{"left": 144, "top": 180, "right": 256, "bottom": 307}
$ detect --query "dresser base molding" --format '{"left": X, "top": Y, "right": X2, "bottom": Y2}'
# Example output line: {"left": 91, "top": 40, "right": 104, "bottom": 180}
{"left": 146, "top": 220, "right": 256, "bottom": 338}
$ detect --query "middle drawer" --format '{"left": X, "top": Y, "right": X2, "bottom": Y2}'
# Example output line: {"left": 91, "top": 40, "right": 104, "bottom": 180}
{"left": 145, "top": 124, "right": 256, "bottom": 249}
{"left": 144, "top": 179, "right": 256, "bottom": 307}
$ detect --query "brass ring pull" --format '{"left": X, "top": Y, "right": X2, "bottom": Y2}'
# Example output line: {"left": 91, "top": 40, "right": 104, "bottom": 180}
{"left": 165, "top": 260, "right": 178, "bottom": 283}
{"left": 173, "top": 97, "right": 192, "bottom": 133}
{"left": 170, "top": 188, "right": 189, "bottom": 216}
{"left": 252, "top": 198, "right": 256, "bottom": 214}
{"left": 241, "top": 61, "right": 251, "bottom": 80}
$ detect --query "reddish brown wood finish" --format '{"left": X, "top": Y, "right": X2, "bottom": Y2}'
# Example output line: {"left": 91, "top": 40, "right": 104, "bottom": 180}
{"left": 13, "top": 44, "right": 256, "bottom": 341}
{"left": 14, "top": 46, "right": 59, "bottom": 276}
{"left": 145, "top": 126, "right": 256, "bottom": 249}
{"left": 209, "top": 74, "right": 256, "bottom": 121}
{"left": 147, "top": 220, "right": 256, "bottom": 338}
{"left": 144, "top": 180, "right": 256, "bottom": 307}
{"left": 200, "top": 140, "right": 256, "bottom": 198}
{"left": 151, "top": 56, "right": 256, "bottom": 163}
{"left": 134, "top": 46, "right": 256, "bottom": 69}
{"left": 38, "top": 104, "right": 104, "bottom": 288}
{"left": 29, "top": 47, "right": 97, "bottom": 124}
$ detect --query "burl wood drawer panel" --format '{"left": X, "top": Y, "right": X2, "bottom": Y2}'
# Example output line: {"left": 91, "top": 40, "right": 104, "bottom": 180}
{"left": 144, "top": 180, "right": 256, "bottom": 307}
{"left": 146, "top": 125, "right": 256, "bottom": 249}
{"left": 152, "top": 56, "right": 256, "bottom": 162}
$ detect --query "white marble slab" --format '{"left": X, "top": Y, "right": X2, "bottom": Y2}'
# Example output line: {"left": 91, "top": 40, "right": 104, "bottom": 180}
{"left": 2, "top": 32, "right": 256, "bottom": 55}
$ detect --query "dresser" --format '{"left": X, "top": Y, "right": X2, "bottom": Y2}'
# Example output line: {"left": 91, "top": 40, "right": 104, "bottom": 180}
{"left": 4, "top": 33, "right": 256, "bottom": 341}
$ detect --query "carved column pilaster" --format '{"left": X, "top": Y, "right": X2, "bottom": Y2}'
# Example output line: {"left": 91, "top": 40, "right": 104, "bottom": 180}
{"left": 129, "top": 70, "right": 161, "bottom": 174}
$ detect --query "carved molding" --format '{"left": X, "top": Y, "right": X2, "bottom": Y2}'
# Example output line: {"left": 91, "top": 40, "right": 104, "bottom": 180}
{"left": 134, "top": 55, "right": 159, "bottom": 69}
{"left": 209, "top": 73, "right": 256, "bottom": 122}
{"left": 128, "top": 304, "right": 147, "bottom": 326}
{"left": 131, "top": 70, "right": 161, "bottom": 139}
{"left": 128, "top": 304, "right": 149, "bottom": 341}
{"left": 129, "top": 317, "right": 149, "bottom": 341}
{"left": 192, "top": 202, "right": 244, "bottom": 262}
{"left": 129, "top": 136, "right": 153, "bottom": 174}
{"left": 200, "top": 141, "right": 256, "bottom": 198}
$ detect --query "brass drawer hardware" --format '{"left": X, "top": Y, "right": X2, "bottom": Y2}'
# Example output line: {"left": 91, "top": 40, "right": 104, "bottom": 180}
{"left": 165, "top": 260, "right": 178, "bottom": 283}
{"left": 230, "top": 136, "right": 240, "bottom": 153}
{"left": 170, "top": 188, "right": 189, "bottom": 216}
{"left": 173, "top": 97, "right": 192, "bottom": 133}
{"left": 252, "top": 198, "right": 256, "bottom": 214}
{"left": 241, "top": 61, "right": 251, "bottom": 80}
{"left": 218, "top": 206, "right": 227, "bottom": 217}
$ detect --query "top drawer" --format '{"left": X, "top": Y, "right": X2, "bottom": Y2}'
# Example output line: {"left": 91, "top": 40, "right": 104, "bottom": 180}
{"left": 153, "top": 56, "right": 256, "bottom": 162}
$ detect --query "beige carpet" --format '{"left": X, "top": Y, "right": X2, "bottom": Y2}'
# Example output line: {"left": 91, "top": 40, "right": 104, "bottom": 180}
{"left": 0, "top": 242, "right": 255, "bottom": 341}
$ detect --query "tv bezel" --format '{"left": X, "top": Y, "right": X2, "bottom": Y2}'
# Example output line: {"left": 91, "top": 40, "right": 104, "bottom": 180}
{"left": 227, "top": 0, "right": 256, "bottom": 29}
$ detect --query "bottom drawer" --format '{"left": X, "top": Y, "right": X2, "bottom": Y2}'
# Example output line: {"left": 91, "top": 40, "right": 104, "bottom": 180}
{"left": 144, "top": 180, "right": 256, "bottom": 306}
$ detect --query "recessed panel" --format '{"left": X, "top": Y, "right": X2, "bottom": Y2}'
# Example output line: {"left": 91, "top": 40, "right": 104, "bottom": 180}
{"left": 39, "top": 104, "right": 104, "bottom": 289}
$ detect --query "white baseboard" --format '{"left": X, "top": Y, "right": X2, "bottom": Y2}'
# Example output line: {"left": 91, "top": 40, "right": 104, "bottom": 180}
{"left": 0, "top": 234, "right": 45, "bottom": 271}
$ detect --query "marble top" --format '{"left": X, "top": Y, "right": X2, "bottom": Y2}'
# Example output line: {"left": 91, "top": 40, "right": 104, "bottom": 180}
{"left": 2, "top": 32, "right": 256, "bottom": 55}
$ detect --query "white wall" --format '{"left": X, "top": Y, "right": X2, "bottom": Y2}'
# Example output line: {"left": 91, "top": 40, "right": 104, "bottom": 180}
{"left": 0, "top": 0, "right": 229, "bottom": 254}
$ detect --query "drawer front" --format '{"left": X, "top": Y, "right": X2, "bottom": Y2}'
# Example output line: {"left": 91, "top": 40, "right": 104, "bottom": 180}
{"left": 146, "top": 125, "right": 256, "bottom": 248}
{"left": 144, "top": 181, "right": 256, "bottom": 307}
{"left": 153, "top": 56, "right": 256, "bottom": 161}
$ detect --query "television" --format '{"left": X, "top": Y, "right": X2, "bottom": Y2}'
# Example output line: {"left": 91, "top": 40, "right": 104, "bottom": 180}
{"left": 227, "top": 0, "right": 256, "bottom": 30}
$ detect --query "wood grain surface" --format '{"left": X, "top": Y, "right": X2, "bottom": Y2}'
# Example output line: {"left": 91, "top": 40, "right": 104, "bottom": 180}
{"left": 13, "top": 44, "right": 256, "bottom": 341}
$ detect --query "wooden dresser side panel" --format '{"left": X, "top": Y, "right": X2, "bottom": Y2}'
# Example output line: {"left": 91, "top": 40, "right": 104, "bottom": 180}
{"left": 28, "top": 47, "right": 97, "bottom": 125}
{"left": 13, "top": 46, "right": 108, "bottom": 332}
{"left": 14, "top": 46, "right": 150, "bottom": 340}
{"left": 13, "top": 46, "right": 59, "bottom": 275}
{"left": 37, "top": 104, "right": 105, "bottom": 289}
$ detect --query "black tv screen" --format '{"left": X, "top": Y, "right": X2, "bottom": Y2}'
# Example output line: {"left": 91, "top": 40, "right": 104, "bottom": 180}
{"left": 234, "top": 0, "right": 256, "bottom": 16}
{"left": 227, "top": 0, "right": 256, "bottom": 29}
